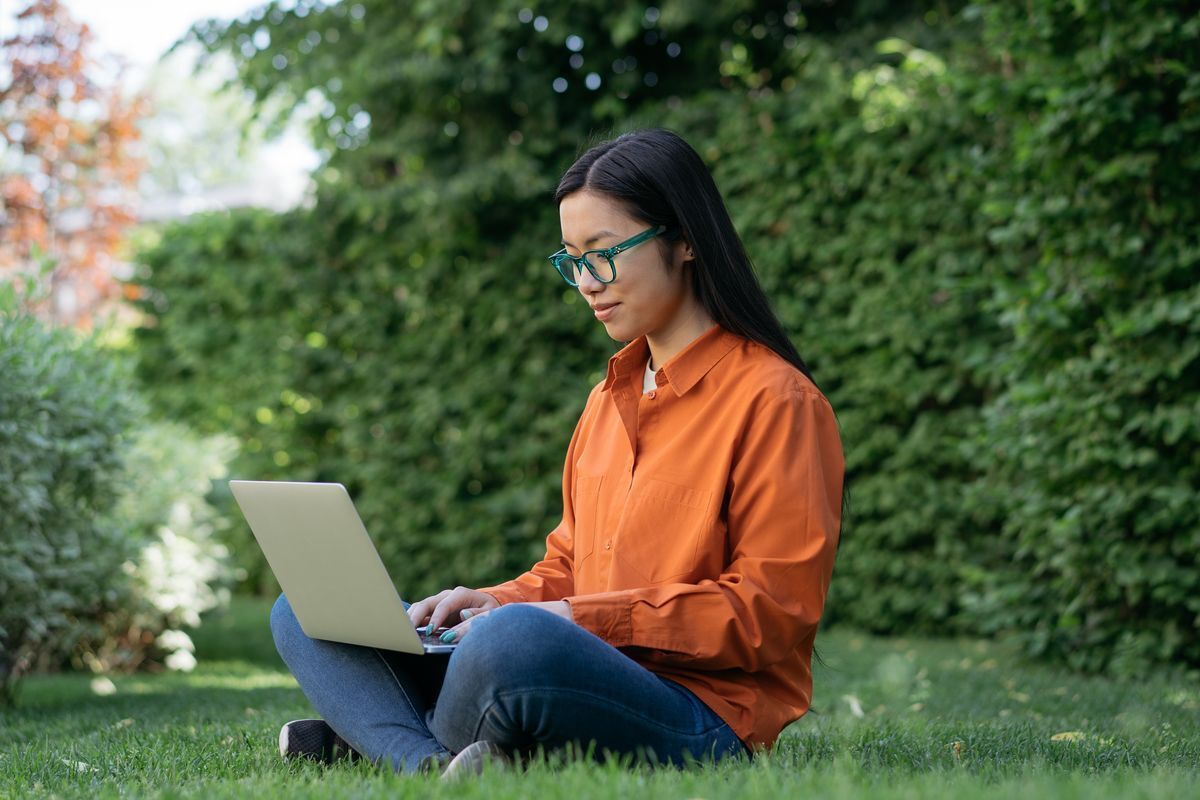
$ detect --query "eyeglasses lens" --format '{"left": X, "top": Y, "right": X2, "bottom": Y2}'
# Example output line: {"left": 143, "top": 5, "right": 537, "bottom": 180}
{"left": 556, "top": 255, "right": 580, "bottom": 286}
{"left": 555, "top": 253, "right": 615, "bottom": 286}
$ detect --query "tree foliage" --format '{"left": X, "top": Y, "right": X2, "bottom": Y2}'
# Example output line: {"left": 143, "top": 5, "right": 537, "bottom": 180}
{"left": 0, "top": 0, "right": 145, "bottom": 328}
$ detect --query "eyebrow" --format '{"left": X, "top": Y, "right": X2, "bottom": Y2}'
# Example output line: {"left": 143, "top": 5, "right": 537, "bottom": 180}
{"left": 560, "top": 230, "right": 617, "bottom": 248}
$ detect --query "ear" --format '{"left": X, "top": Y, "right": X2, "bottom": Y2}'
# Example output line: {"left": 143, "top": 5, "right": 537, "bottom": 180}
{"left": 673, "top": 237, "right": 695, "bottom": 268}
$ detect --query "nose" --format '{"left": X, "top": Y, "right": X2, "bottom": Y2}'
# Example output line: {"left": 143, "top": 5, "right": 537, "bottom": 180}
{"left": 575, "top": 260, "right": 606, "bottom": 294}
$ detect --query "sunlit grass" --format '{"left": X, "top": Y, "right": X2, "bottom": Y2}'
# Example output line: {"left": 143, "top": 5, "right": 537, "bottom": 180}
{"left": 2, "top": 597, "right": 1197, "bottom": 798}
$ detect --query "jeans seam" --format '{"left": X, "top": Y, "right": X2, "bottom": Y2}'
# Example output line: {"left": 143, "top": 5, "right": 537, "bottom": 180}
{"left": 371, "top": 648, "right": 430, "bottom": 738}
{"left": 471, "top": 702, "right": 505, "bottom": 744}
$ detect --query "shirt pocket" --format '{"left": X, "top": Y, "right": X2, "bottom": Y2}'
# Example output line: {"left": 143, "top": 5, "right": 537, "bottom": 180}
{"left": 572, "top": 472, "right": 605, "bottom": 570}
{"left": 615, "top": 476, "right": 713, "bottom": 584}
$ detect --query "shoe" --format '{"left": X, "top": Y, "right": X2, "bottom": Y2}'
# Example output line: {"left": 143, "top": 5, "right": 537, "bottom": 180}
{"left": 278, "top": 718, "right": 362, "bottom": 764}
{"left": 416, "top": 751, "right": 452, "bottom": 774}
{"left": 439, "top": 740, "right": 511, "bottom": 780}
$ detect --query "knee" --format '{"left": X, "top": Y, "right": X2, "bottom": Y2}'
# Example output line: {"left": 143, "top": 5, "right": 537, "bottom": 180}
{"left": 269, "top": 593, "right": 304, "bottom": 655}
{"left": 454, "top": 604, "right": 564, "bottom": 679}
{"left": 473, "top": 603, "right": 558, "bottom": 647}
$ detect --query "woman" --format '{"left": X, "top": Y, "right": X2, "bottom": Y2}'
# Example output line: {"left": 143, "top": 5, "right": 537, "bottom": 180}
{"left": 270, "top": 128, "right": 845, "bottom": 778}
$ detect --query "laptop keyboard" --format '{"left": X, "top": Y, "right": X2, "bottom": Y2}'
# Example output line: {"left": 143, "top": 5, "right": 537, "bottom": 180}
{"left": 420, "top": 627, "right": 454, "bottom": 646}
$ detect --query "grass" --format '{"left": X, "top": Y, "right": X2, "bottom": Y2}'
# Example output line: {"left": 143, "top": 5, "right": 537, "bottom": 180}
{"left": 1, "top": 597, "right": 1197, "bottom": 798}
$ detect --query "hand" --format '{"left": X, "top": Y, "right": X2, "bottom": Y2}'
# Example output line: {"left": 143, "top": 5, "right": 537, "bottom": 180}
{"left": 407, "top": 586, "right": 499, "bottom": 637}
{"left": 413, "top": 595, "right": 574, "bottom": 645}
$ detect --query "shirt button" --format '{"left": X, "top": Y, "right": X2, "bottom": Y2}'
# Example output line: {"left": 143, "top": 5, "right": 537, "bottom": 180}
{"left": 604, "top": 540, "right": 612, "bottom": 550}
{"left": 648, "top": 391, "right": 656, "bottom": 399}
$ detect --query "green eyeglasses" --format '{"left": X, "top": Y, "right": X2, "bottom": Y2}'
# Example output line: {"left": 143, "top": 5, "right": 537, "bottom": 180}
{"left": 548, "top": 225, "right": 667, "bottom": 286}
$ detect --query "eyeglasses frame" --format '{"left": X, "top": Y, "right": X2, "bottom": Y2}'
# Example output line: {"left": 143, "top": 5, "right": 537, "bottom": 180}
{"left": 548, "top": 224, "right": 668, "bottom": 286}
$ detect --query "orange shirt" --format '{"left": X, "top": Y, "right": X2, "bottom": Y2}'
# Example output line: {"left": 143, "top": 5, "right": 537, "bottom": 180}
{"left": 477, "top": 324, "right": 844, "bottom": 749}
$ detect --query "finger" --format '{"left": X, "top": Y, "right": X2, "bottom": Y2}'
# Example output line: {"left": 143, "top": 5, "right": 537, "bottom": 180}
{"left": 428, "top": 587, "right": 473, "bottom": 632}
{"left": 458, "top": 607, "right": 492, "bottom": 626}
{"left": 440, "top": 608, "right": 493, "bottom": 644}
{"left": 407, "top": 597, "right": 435, "bottom": 628}
{"left": 407, "top": 590, "right": 449, "bottom": 628}
{"left": 458, "top": 606, "right": 486, "bottom": 622}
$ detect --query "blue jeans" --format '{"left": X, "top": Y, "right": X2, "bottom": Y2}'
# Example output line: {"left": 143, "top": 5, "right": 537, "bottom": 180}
{"left": 270, "top": 594, "right": 749, "bottom": 773}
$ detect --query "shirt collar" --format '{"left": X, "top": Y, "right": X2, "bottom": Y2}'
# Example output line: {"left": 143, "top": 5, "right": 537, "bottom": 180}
{"left": 602, "top": 324, "right": 740, "bottom": 397}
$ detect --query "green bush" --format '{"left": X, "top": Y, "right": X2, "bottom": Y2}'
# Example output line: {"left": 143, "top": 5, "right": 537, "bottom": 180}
{"left": 130, "top": 1, "right": 1199, "bottom": 674}
{"left": 0, "top": 289, "right": 239, "bottom": 701}
{"left": 0, "top": 299, "right": 136, "bottom": 702}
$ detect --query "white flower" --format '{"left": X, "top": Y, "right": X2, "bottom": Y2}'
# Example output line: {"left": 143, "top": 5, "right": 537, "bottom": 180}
{"left": 156, "top": 629, "right": 194, "bottom": 653}
{"left": 165, "top": 649, "right": 197, "bottom": 672}
{"left": 90, "top": 676, "right": 117, "bottom": 696}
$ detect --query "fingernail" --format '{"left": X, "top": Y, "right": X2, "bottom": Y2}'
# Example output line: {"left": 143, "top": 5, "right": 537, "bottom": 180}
{"left": 425, "top": 624, "right": 435, "bottom": 636}
{"left": 440, "top": 630, "right": 457, "bottom": 643}
{"left": 460, "top": 609, "right": 473, "bottom": 620}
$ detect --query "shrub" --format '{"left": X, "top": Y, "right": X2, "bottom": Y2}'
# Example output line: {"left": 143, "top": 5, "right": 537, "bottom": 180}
{"left": 0, "top": 297, "right": 136, "bottom": 702}
{"left": 0, "top": 289, "right": 239, "bottom": 702}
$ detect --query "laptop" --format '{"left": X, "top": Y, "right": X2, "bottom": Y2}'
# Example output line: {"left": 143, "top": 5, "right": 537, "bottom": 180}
{"left": 229, "top": 480, "right": 456, "bottom": 654}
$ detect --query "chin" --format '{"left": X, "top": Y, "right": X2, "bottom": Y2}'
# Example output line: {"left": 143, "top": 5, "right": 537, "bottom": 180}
{"left": 599, "top": 319, "right": 640, "bottom": 342}
{"left": 600, "top": 324, "right": 628, "bottom": 342}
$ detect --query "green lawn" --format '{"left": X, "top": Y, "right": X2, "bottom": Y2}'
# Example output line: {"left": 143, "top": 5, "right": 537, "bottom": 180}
{"left": 2, "top": 597, "right": 1197, "bottom": 798}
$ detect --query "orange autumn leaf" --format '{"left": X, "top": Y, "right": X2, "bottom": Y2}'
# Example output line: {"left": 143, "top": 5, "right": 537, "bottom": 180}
{"left": 0, "top": 0, "right": 146, "bottom": 329}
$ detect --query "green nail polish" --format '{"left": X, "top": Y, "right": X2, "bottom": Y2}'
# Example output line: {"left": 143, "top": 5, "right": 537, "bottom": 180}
{"left": 425, "top": 624, "right": 435, "bottom": 636}
{"left": 440, "top": 629, "right": 457, "bottom": 643}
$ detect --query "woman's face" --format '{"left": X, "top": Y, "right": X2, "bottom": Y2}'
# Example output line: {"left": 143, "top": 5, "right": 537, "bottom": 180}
{"left": 558, "top": 190, "right": 695, "bottom": 344}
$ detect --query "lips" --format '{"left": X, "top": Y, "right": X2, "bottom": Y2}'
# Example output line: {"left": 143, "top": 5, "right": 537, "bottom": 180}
{"left": 593, "top": 302, "right": 620, "bottom": 321}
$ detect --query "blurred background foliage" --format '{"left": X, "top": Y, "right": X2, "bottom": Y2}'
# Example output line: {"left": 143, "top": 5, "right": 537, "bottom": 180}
{"left": 0, "top": 1, "right": 245, "bottom": 704}
{"left": 115, "top": 0, "right": 1200, "bottom": 679}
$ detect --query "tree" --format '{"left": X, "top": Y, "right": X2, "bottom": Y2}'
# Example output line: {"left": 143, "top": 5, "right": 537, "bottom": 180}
{"left": 0, "top": 0, "right": 145, "bottom": 329}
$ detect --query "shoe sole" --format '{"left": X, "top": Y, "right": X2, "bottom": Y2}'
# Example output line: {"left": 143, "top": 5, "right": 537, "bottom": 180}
{"left": 440, "top": 741, "right": 510, "bottom": 780}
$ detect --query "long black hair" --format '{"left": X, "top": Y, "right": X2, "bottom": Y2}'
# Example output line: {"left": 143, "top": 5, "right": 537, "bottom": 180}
{"left": 553, "top": 127, "right": 817, "bottom": 388}
{"left": 555, "top": 128, "right": 846, "bottom": 677}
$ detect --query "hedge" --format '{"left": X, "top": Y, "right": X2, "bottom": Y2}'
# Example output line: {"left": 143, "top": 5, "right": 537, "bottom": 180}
{"left": 130, "top": 1, "right": 1199, "bottom": 674}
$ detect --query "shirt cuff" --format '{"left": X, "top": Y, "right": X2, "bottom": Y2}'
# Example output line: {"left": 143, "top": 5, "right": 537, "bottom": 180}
{"left": 565, "top": 592, "right": 633, "bottom": 647}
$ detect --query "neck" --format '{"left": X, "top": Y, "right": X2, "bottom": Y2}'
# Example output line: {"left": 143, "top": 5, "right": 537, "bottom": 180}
{"left": 646, "top": 302, "right": 716, "bottom": 371}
